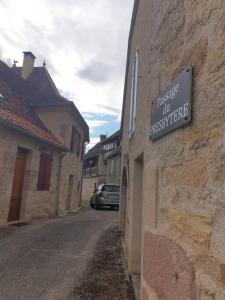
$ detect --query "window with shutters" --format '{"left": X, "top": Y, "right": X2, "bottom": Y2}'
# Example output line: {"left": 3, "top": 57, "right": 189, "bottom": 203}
{"left": 77, "top": 132, "right": 81, "bottom": 156}
{"left": 129, "top": 51, "right": 139, "bottom": 138}
{"left": 70, "top": 126, "right": 82, "bottom": 157}
{"left": 70, "top": 127, "right": 77, "bottom": 153}
{"left": 37, "top": 153, "right": 53, "bottom": 191}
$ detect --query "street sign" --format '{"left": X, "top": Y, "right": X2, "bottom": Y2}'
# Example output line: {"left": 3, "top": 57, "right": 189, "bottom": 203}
{"left": 150, "top": 66, "right": 192, "bottom": 141}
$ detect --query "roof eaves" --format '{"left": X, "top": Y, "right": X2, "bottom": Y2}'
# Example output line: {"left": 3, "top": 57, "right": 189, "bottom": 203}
{"left": 42, "top": 67, "right": 60, "bottom": 95}
{"left": 103, "top": 130, "right": 120, "bottom": 144}
{"left": 30, "top": 100, "right": 90, "bottom": 143}
{"left": 0, "top": 117, "right": 68, "bottom": 152}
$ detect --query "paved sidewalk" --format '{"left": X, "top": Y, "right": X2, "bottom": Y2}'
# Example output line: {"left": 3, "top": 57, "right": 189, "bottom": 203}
{"left": 0, "top": 208, "right": 118, "bottom": 300}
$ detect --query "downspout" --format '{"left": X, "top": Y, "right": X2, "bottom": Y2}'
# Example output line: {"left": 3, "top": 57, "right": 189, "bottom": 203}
{"left": 79, "top": 141, "right": 89, "bottom": 207}
{"left": 55, "top": 151, "right": 67, "bottom": 216}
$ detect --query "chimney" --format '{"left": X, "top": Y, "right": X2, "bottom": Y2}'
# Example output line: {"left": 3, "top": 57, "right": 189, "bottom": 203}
{"left": 21, "top": 51, "right": 36, "bottom": 79}
{"left": 100, "top": 134, "right": 107, "bottom": 143}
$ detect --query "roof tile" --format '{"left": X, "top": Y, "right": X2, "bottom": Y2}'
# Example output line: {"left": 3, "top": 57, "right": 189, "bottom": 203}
{"left": 0, "top": 108, "right": 66, "bottom": 150}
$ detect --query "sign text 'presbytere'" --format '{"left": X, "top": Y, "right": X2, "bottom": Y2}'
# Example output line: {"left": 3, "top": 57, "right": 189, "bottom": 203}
{"left": 150, "top": 66, "right": 192, "bottom": 141}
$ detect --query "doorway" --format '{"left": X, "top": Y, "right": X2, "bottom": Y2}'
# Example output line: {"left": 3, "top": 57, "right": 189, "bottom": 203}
{"left": 8, "top": 148, "right": 27, "bottom": 222}
{"left": 66, "top": 175, "right": 74, "bottom": 211}
{"left": 130, "top": 154, "right": 144, "bottom": 274}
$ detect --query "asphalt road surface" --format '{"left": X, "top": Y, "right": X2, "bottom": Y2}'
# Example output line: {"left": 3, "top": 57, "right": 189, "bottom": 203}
{"left": 0, "top": 208, "right": 118, "bottom": 300}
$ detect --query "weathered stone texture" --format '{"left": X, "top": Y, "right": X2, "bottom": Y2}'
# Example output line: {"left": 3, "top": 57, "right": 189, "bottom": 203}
{"left": 143, "top": 232, "right": 197, "bottom": 300}
{"left": 210, "top": 209, "right": 225, "bottom": 264}
{"left": 141, "top": 288, "right": 149, "bottom": 300}
{"left": 121, "top": 0, "right": 225, "bottom": 299}
{"left": 82, "top": 176, "right": 99, "bottom": 203}
{"left": 36, "top": 109, "right": 84, "bottom": 213}
{"left": 106, "top": 155, "right": 121, "bottom": 185}
{"left": 0, "top": 126, "right": 59, "bottom": 226}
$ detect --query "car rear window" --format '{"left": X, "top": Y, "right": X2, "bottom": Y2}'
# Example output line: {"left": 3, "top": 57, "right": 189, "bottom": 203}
{"left": 102, "top": 185, "right": 120, "bottom": 192}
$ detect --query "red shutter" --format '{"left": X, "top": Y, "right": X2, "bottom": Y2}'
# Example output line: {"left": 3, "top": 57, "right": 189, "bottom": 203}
{"left": 70, "top": 127, "right": 75, "bottom": 152}
{"left": 81, "top": 139, "right": 84, "bottom": 160}
{"left": 37, "top": 154, "right": 45, "bottom": 190}
{"left": 44, "top": 155, "right": 52, "bottom": 190}
{"left": 37, "top": 153, "right": 53, "bottom": 191}
{"left": 77, "top": 133, "right": 81, "bottom": 156}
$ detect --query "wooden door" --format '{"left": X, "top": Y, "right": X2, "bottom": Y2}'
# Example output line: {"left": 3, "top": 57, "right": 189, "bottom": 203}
{"left": 8, "top": 150, "right": 27, "bottom": 222}
{"left": 66, "top": 175, "right": 74, "bottom": 211}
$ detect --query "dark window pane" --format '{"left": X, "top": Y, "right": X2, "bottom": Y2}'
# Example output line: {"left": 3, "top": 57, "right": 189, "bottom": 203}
{"left": 102, "top": 185, "right": 120, "bottom": 192}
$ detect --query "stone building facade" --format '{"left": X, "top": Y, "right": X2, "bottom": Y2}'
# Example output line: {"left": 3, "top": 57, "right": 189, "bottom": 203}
{"left": 0, "top": 52, "right": 89, "bottom": 226}
{"left": 82, "top": 131, "right": 121, "bottom": 204}
{"left": 120, "top": 1, "right": 225, "bottom": 299}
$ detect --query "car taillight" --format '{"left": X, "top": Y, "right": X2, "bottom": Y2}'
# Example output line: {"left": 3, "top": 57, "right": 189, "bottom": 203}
{"left": 98, "top": 192, "right": 103, "bottom": 198}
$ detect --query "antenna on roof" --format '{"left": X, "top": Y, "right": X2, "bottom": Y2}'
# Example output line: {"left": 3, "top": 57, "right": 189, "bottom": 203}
{"left": 43, "top": 60, "right": 46, "bottom": 67}
{"left": 13, "top": 59, "right": 18, "bottom": 67}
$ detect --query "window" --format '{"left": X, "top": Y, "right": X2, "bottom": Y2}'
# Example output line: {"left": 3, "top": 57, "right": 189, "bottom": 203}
{"left": 70, "top": 127, "right": 76, "bottom": 153}
{"left": 104, "top": 143, "right": 114, "bottom": 151}
{"left": 80, "top": 139, "right": 84, "bottom": 160}
{"left": 70, "top": 126, "right": 82, "bottom": 157}
{"left": 37, "top": 153, "right": 53, "bottom": 191}
{"left": 129, "top": 51, "right": 139, "bottom": 137}
{"left": 101, "top": 185, "right": 120, "bottom": 193}
{"left": 77, "top": 133, "right": 81, "bottom": 156}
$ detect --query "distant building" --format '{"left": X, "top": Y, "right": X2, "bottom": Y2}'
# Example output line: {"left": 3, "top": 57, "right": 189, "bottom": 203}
{"left": 0, "top": 51, "right": 89, "bottom": 226}
{"left": 104, "top": 131, "right": 121, "bottom": 185}
{"left": 82, "top": 130, "right": 121, "bottom": 204}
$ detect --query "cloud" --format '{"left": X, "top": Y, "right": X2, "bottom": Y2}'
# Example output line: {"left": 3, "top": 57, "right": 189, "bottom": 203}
{"left": 86, "top": 137, "right": 101, "bottom": 151}
{"left": 0, "top": 0, "right": 134, "bottom": 139}
{"left": 100, "top": 104, "right": 121, "bottom": 115}
{"left": 82, "top": 113, "right": 93, "bottom": 119}
{"left": 78, "top": 61, "right": 115, "bottom": 83}
{"left": 88, "top": 137, "right": 101, "bottom": 145}
{"left": 85, "top": 120, "right": 109, "bottom": 129}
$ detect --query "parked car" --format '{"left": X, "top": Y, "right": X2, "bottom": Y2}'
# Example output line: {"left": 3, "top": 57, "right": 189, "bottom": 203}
{"left": 90, "top": 184, "right": 120, "bottom": 210}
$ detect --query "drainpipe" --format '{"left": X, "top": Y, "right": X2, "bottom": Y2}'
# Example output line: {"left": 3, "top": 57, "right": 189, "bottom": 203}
{"left": 79, "top": 141, "right": 89, "bottom": 207}
{"left": 55, "top": 151, "right": 67, "bottom": 216}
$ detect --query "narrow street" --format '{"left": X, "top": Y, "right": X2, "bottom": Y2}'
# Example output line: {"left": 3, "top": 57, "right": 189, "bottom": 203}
{"left": 0, "top": 209, "right": 118, "bottom": 300}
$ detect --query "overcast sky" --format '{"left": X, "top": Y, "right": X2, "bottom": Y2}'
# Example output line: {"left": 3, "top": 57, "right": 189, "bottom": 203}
{"left": 0, "top": 0, "right": 134, "bottom": 148}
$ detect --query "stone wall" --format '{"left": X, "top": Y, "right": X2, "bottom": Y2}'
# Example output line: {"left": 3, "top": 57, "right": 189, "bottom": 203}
{"left": 121, "top": 0, "right": 225, "bottom": 299}
{"left": 82, "top": 175, "right": 106, "bottom": 206}
{"left": 35, "top": 109, "right": 85, "bottom": 213}
{"left": 106, "top": 155, "right": 121, "bottom": 185}
{"left": 0, "top": 125, "right": 60, "bottom": 226}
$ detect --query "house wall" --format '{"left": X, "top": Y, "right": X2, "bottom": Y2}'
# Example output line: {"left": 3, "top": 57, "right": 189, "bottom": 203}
{"left": 97, "top": 151, "right": 107, "bottom": 177}
{"left": 36, "top": 109, "right": 85, "bottom": 213}
{"left": 82, "top": 175, "right": 106, "bottom": 205}
{"left": 0, "top": 125, "right": 60, "bottom": 226}
{"left": 121, "top": 1, "right": 225, "bottom": 299}
{"left": 106, "top": 155, "right": 121, "bottom": 184}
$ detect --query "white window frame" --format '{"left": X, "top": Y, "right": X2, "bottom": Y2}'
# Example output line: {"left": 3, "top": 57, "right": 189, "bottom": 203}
{"left": 129, "top": 51, "right": 139, "bottom": 138}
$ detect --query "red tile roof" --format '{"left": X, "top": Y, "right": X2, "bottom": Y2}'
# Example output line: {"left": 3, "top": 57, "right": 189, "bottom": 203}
{"left": 14, "top": 65, "right": 89, "bottom": 142}
{"left": 0, "top": 60, "right": 67, "bottom": 151}
{"left": 0, "top": 108, "right": 66, "bottom": 150}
